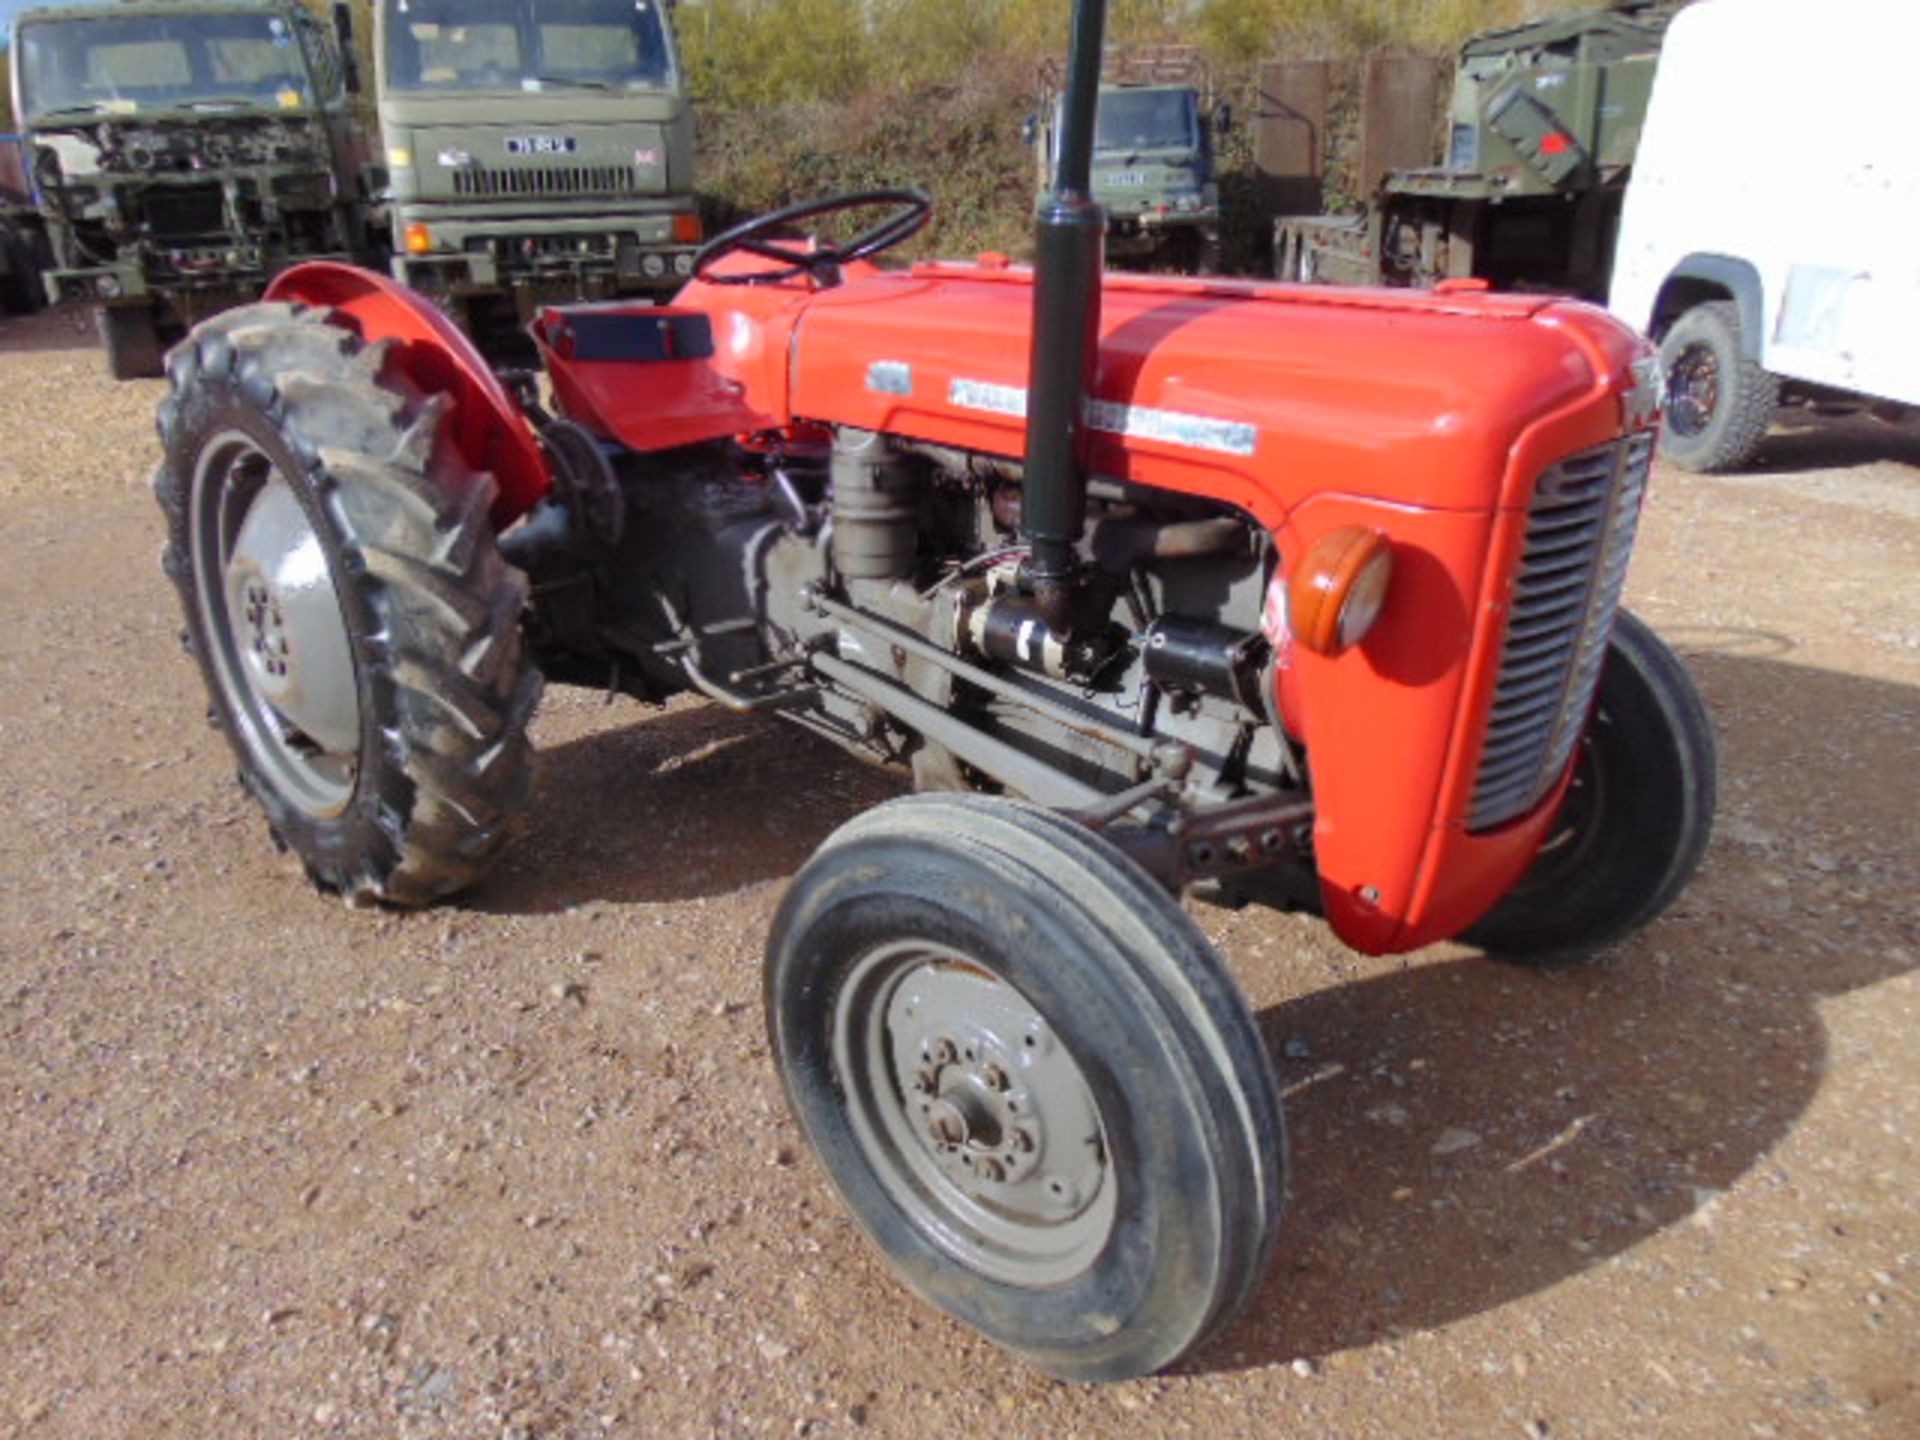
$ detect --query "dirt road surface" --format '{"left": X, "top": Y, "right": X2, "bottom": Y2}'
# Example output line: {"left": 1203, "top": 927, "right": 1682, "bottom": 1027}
{"left": 0, "top": 306, "right": 1914, "bottom": 1439}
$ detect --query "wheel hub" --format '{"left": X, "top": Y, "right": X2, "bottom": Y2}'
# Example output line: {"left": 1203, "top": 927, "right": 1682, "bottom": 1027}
{"left": 1667, "top": 343, "right": 1721, "bottom": 437}
{"left": 222, "top": 476, "right": 361, "bottom": 757}
{"left": 886, "top": 966, "right": 1106, "bottom": 1221}
{"left": 832, "top": 943, "right": 1116, "bottom": 1288}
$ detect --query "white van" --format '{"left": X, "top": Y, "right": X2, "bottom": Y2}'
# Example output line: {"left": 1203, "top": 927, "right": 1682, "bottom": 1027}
{"left": 1608, "top": 0, "right": 1920, "bottom": 471}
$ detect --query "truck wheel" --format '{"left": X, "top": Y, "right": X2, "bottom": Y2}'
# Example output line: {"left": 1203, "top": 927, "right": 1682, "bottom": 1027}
{"left": 766, "top": 793, "right": 1286, "bottom": 1382}
{"left": 1657, "top": 300, "right": 1777, "bottom": 472}
{"left": 97, "top": 303, "right": 165, "bottom": 380}
{"left": 153, "top": 302, "right": 542, "bottom": 905}
{"left": 1, "top": 233, "right": 42, "bottom": 315}
{"left": 1465, "top": 610, "right": 1716, "bottom": 964}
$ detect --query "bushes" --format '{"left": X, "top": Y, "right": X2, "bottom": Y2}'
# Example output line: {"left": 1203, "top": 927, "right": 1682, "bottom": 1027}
{"left": 684, "top": 0, "right": 1541, "bottom": 262}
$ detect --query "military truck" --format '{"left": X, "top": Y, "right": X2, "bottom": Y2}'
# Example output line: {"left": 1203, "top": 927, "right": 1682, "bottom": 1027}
{"left": 348, "top": 0, "right": 701, "bottom": 351}
{"left": 1273, "top": 2, "right": 1682, "bottom": 297}
{"left": 1034, "top": 47, "right": 1225, "bottom": 272}
{"left": 9, "top": 0, "right": 364, "bottom": 377}
{"left": 0, "top": 133, "right": 50, "bottom": 315}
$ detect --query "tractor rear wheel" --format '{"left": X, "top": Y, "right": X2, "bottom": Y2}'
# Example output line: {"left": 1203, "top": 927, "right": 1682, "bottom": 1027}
{"left": 153, "top": 302, "right": 541, "bottom": 905}
{"left": 1466, "top": 610, "right": 1716, "bottom": 963}
{"left": 766, "top": 793, "right": 1286, "bottom": 1382}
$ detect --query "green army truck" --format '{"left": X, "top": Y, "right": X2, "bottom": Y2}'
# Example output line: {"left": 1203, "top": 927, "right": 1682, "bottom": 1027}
{"left": 1274, "top": 1, "right": 1682, "bottom": 296}
{"left": 1034, "top": 47, "right": 1226, "bottom": 273}
{"left": 9, "top": 0, "right": 364, "bottom": 376}
{"left": 352, "top": 0, "right": 700, "bottom": 351}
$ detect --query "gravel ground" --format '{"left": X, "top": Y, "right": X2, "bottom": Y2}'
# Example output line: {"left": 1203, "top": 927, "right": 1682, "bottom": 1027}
{"left": 0, "top": 306, "right": 1915, "bottom": 1439}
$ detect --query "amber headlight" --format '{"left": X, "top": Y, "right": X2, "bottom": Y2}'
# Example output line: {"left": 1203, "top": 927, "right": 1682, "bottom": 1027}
{"left": 1287, "top": 526, "right": 1394, "bottom": 656}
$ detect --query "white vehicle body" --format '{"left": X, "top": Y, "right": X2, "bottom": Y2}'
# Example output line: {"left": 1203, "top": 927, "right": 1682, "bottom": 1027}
{"left": 1609, "top": 0, "right": 1920, "bottom": 467}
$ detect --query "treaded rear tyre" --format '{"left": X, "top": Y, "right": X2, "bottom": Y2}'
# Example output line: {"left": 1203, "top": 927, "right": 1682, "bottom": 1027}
{"left": 767, "top": 793, "right": 1286, "bottom": 1382}
{"left": 1657, "top": 300, "right": 1777, "bottom": 472}
{"left": 153, "top": 301, "right": 541, "bottom": 905}
{"left": 1466, "top": 610, "right": 1716, "bottom": 963}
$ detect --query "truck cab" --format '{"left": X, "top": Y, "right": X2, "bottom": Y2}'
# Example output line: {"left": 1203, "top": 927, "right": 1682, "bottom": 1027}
{"left": 9, "top": 0, "right": 361, "bottom": 376}
{"left": 1036, "top": 48, "right": 1223, "bottom": 273}
{"left": 367, "top": 0, "right": 700, "bottom": 349}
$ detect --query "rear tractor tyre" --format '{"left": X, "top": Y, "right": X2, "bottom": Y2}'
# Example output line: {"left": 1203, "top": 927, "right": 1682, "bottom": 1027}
{"left": 1466, "top": 610, "right": 1716, "bottom": 964}
{"left": 1657, "top": 300, "right": 1777, "bottom": 472}
{"left": 98, "top": 303, "right": 165, "bottom": 380}
{"left": 766, "top": 793, "right": 1287, "bottom": 1382}
{"left": 153, "top": 302, "right": 542, "bottom": 905}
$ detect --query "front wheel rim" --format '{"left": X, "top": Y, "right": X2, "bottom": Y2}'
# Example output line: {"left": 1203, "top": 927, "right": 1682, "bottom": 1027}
{"left": 190, "top": 430, "right": 362, "bottom": 818}
{"left": 1666, "top": 342, "right": 1721, "bottom": 438}
{"left": 832, "top": 941, "right": 1117, "bottom": 1288}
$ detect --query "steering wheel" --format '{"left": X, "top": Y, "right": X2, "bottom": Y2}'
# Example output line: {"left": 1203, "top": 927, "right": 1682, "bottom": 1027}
{"left": 692, "top": 188, "right": 932, "bottom": 286}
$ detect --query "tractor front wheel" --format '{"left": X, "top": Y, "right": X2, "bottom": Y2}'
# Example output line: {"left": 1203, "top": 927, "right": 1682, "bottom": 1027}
{"left": 154, "top": 302, "right": 541, "bottom": 905}
{"left": 1466, "top": 609, "right": 1716, "bottom": 963}
{"left": 767, "top": 793, "right": 1286, "bottom": 1382}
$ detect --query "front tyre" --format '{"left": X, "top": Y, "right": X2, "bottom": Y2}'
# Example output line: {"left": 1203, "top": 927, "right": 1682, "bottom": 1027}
{"left": 154, "top": 302, "right": 541, "bottom": 905}
{"left": 1466, "top": 610, "right": 1716, "bottom": 963}
{"left": 1657, "top": 300, "right": 1777, "bottom": 472}
{"left": 767, "top": 794, "right": 1286, "bottom": 1382}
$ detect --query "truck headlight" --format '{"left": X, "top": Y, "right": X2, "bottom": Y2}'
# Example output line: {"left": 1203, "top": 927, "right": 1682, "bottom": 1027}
{"left": 1288, "top": 527, "right": 1394, "bottom": 655}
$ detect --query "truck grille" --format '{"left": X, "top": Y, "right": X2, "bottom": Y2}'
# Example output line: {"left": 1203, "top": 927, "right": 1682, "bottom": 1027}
{"left": 452, "top": 165, "right": 636, "bottom": 198}
{"left": 140, "top": 184, "right": 225, "bottom": 240}
{"left": 1468, "top": 431, "right": 1653, "bottom": 831}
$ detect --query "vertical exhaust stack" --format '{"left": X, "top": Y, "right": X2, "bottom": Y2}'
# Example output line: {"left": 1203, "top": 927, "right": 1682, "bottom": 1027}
{"left": 1020, "top": 0, "right": 1108, "bottom": 630}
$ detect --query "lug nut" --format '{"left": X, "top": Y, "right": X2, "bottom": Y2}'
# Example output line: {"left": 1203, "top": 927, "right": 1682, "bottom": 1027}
{"left": 1010, "top": 1128, "right": 1035, "bottom": 1154}
{"left": 975, "top": 1157, "right": 1005, "bottom": 1183}
{"left": 982, "top": 1063, "right": 1009, "bottom": 1091}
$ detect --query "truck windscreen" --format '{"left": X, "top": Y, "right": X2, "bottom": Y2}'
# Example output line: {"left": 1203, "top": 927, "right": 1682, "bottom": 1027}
{"left": 16, "top": 12, "right": 317, "bottom": 120}
{"left": 1094, "top": 90, "right": 1195, "bottom": 153}
{"left": 383, "top": 0, "right": 674, "bottom": 93}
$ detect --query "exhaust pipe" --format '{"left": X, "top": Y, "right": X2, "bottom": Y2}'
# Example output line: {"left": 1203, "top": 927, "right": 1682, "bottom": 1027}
{"left": 1020, "top": 0, "right": 1108, "bottom": 629}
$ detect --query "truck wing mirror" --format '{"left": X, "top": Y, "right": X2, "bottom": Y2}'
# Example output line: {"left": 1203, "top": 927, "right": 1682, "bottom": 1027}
{"left": 1213, "top": 101, "right": 1233, "bottom": 135}
{"left": 1021, "top": 115, "right": 1038, "bottom": 146}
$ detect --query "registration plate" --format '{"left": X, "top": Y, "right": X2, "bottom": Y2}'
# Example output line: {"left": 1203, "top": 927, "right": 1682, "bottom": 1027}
{"left": 505, "top": 134, "right": 577, "bottom": 156}
{"left": 1107, "top": 171, "right": 1148, "bottom": 186}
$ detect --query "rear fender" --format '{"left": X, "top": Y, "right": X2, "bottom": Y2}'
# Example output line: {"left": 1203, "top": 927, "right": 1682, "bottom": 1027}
{"left": 262, "top": 262, "right": 550, "bottom": 526}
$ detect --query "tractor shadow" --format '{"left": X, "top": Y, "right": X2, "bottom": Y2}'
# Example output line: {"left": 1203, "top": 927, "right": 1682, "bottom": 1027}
{"left": 463, "top": 698, "right": 904, "bottom": 914}
{"left": 1198, "top": 639, "right": 1918, "bottom": 1371}
{"left": 0, "top": 306, "right": 103, "bottom": 356}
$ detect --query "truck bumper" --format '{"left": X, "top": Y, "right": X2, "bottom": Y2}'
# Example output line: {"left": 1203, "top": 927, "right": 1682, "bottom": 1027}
{"left": 393, "top": 202, "right": 701, "bottom": 296}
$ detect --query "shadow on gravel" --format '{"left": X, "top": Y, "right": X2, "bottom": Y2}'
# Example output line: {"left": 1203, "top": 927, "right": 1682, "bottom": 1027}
{"left": 463, "top": 702, "right": 904, "bottom": 914}
{"left": 1743, "top": 407, "right": 1920, "bottom": 475}
{"left": 1203, "top": 641, "right": 1918, "bottom": 1372}
{"left": 0, "top": 307, "right": 102, "bottom": 356}
{"left": 461, "top": 638, "right": 1915, "bottom": 1370}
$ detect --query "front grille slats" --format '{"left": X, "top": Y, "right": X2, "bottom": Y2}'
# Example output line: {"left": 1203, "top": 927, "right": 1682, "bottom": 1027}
{"left": 452, "top": 164, "right": 638, "bottom": 198}
{"left": 1467, "top": 431, "right": 1654, "bottom": 831}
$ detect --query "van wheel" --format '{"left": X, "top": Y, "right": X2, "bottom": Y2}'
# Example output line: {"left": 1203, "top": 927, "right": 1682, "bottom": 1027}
{"left": 1657, "top": 300, "right": 1777, "bottom": 472}
{"left": 1466, "top": 611, "right": 1716, "bottom": 964}
{"left": 767, "top": 793, "right": 1286, "bottom": 1382}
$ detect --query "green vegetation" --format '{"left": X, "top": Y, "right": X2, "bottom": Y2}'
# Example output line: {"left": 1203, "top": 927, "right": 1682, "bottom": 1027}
{"left": 680, "top": 0, "right": 1581, "bottom": 263}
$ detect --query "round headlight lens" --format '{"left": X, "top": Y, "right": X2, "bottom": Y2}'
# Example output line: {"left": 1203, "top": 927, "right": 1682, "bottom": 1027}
{"left": 1287, "top": 527, "right": 1394, "bottom": 656}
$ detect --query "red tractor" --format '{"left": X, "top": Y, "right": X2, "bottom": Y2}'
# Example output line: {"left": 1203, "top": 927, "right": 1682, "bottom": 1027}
{"left": 151, "top": 0, "right": 1713, "bottom": 1384}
